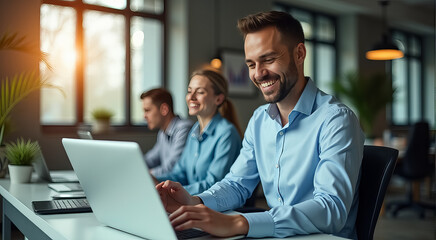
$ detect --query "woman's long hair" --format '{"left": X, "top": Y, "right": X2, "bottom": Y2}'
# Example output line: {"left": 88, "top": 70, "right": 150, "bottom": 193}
{"left": 191, "top": 69, "right": 243, "bottom": 138}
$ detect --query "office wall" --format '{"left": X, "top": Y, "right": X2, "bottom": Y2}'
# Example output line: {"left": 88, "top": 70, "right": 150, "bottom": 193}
{"left": 0, "top": 1, "right": 42, "bottom": 150}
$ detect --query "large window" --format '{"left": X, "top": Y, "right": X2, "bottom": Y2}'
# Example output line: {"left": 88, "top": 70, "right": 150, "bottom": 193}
{"left": 40, "top": 0, "right": 165, "bottom": 127}
{"left": 391, "top": 30, "right": 428, "bottom": 126}
{"left": 274, "top": 4, "right": 337, "bottom": 94}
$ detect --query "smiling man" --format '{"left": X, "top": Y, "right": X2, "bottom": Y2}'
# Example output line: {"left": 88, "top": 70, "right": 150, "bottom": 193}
{"left": 156, "top": 11, "right": 364, "bottom": 239}
{"left": 140, "top": 88, "right": 192, "bottom": 177}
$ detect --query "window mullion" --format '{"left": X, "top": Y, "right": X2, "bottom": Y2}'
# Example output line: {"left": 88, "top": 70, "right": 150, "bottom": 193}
{"left": 76, "top": 7, "right": 84, "bottom": 124}
{"left": 125, "top": 13, "right": 132, "bottom": 126}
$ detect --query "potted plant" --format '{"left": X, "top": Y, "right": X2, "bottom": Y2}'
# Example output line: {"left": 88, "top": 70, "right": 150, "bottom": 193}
{"left": 0, "top": 33, "right": 62, "bottom": 177}
{"left": 5, "top": 138, "right": 40, "bottom": 183}
{"left": 91, "top": 107, "right": 114, "bottom": 134}
{"left": 332, "top": 71, "right": 395, "bottom": 139}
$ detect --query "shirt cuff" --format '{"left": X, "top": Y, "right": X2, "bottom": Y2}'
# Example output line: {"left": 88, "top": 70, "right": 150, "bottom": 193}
{"left": 196, "top": 192, "right": 217, "bottom": 210}
{"left": 241, "top": 211, "right": 275, "bottom": 238}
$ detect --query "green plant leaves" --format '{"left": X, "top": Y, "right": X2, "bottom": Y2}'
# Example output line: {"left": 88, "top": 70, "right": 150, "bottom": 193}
{"left": 5, "top": 138, "right": 40, "bottom": 165}
{"left": 332, "top": 71, "right": 395, "bottom": 137}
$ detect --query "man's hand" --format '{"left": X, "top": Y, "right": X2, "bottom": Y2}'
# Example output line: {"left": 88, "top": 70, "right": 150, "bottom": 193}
{"left": 169, "top": 204, "right": 249, "bottom": 237}
{"left": 155, "top": 180, "right": 201, "bottom": 213}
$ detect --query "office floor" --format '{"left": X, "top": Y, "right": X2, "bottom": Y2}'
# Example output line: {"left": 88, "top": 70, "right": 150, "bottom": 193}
{"left": 2, "top": 180, "right": 435, "bottom": 240}
{"left": 373, "top": 179, "right": 436, "bottom": 240}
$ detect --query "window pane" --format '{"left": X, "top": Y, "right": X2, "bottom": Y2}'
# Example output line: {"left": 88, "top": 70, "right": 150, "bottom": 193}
{"left": 410, "top": 59, "right": 421, "bottom": 122}
{"left": 83, "top": 0, "right": 126, "bottom": 9}
{"left": 40, "top": 4, "right": 76, "bottom": 124}
{"left": 409, "top": 36, "right": 421, "bottom": 57}
{"left": 130, "top": 17, "right": 163, "bottom": 125}
{"left": 130, "top": 0, "right": 163, "bottom": 14}
{"left": 290, "top": 9, "right": 313, "bottom": 39}
{"left": 315, "top": 44, "right": 335, "bottom": 94}
{"left": 304, "top": 42, "right": 313, "bottom": 77}
{"left": 392, "top": 31, "right": 407, "bottom": 54}
{"left": 316, "top": 16, "right": 335, "bottom": 42}
{"left": 83, "top": 10, "right": 126, "bottom": 124}
{"left": 392, "top": 58, "right": 408, "bottom": 124}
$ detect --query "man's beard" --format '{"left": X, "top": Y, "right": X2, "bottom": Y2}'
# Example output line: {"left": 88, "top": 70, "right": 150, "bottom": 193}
{"left": 262, "top": 62, "right": 298, "bottom": 104}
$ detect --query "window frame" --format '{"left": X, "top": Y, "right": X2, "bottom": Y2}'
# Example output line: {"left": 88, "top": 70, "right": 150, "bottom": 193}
{"left": 389, "top": 29, "right": 425, "bottom": 127}
{"left": 40, "top": 0, "right": 167, "bottom": 132}
{"left": 274, "top": 3, "right": 338, "bottom": 88}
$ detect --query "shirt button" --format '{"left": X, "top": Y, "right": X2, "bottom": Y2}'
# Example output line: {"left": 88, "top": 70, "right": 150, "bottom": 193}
{"left": 278, "top": 197, "right": 282, "bottom": 202}
{"left": 275, "top": 164, "right": 279, "bottom": 168}
{"left": 191, "top": 133, "right": 195, "bottom": 137}
{"left": 279, "top": 131, "right": 284, "bottom": 136}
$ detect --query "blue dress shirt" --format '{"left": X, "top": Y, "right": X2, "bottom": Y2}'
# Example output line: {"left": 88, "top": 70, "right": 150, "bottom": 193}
{"left": 144, "top": 116, "right": 193, "bottom": 177}
{"left": 157, "top": 113, "right": 242, "bottom": 195}
{"left": 198, "top": 78, "right": 364, "bottom": 239}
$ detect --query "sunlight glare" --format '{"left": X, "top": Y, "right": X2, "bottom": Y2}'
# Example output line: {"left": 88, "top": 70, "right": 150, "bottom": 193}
{"left": 62, "top": 48, "right": 77, "bottom": 65}
{"left": 131, "top": 30, "right": 144, "bottom": 48}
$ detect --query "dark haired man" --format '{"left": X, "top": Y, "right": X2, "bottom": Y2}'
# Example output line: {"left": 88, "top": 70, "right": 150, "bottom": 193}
{"left": 157, "top": 11, "right": 364, "bottom": 239}
{"left": 140, "top": 88, "right": 192, "bottom": 177}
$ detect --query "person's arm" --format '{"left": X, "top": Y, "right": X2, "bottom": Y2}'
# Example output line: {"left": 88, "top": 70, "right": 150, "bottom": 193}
{"left": 183, "top": 127, "right": 241, "bottom": 194}
{"left": 238, "top": 109, "right": 364, "bottom": 238}
{"left": 155, "top": 180, "right": 249, "bottom": 237}
{"left": 169, "top": 205, "right": 249, "bottom": 237}
{"left": 150, "top": 124, "right": 191, "bottom": 176}
{"left": 156, "top": 140, "right": 190, "bottom": 185}
{"left": 156, "top": 112, "right": 260, "bottom": 238}
{"left": 144, "top": 134, "right": 162, "bottom": 169}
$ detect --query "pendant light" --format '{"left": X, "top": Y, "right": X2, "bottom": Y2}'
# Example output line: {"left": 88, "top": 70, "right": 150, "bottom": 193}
{"left": 366, "top": 0, "right": 404, "bottom": 61}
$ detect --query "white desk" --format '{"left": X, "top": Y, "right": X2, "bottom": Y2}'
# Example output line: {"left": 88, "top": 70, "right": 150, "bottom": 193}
{"left": 0, "top": 172, "right": 347, "bottom": 240}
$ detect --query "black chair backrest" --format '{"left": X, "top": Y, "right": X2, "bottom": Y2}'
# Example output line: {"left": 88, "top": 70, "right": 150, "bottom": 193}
{"left": 402, "top": 121, "right": 430, "bottom": 178}
{"left": 356, "top": 145, "right": 398, "bottom": 240}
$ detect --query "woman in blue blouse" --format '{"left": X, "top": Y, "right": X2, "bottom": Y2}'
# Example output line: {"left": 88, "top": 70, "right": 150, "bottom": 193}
{"left": 155, "top": 69, "right": 242, "bottom": 195}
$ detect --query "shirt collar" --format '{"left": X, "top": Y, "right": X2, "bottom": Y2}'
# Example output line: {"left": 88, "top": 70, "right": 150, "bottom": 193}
{"left": 164, "top": 115, "right": 181, "bottom": 138}
{"left": 191, "top": 113, "right": 222, "bottom": 139}
{"left": 265, "top": 77, "right": 317, "bottom": 119}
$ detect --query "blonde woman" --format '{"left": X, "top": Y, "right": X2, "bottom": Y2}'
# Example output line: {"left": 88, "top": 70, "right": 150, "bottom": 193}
{"left": 154, "top": 69, "right": 242, "bottom": 195}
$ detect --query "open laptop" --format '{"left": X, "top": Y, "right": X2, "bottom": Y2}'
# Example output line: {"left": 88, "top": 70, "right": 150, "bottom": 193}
{"left": 58, "top": 138, "right": 230, "bottom": 240}
{"left": 77, "top": 130, "right": 93, "bottom": 140}
{"left": 33, "top": 144, "right": 80, "bottom": 186}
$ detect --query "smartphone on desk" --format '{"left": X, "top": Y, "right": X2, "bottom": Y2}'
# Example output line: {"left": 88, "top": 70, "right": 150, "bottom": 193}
{"left": 52, "top": 192, "right": 86, "bottom": 199}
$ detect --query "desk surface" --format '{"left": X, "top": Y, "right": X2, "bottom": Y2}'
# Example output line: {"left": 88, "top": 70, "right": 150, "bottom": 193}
{"left": 0, "top": 171, "right": 347, "bottom": 240}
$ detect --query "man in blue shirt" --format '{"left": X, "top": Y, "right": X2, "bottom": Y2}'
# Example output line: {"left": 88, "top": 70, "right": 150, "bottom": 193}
{"left": 156, "top": 11, "right": 364, "bottom": 239}
{"left": 141, "top": 88, "right": 192, "bottom": 177}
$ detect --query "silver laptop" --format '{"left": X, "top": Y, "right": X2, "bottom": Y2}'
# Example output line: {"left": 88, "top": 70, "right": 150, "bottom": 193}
{"left": 62, "top": 138, "right": 220, "bottom": 240}
{"left": 33, "top": 144, "right": 79, "bottom": 184}
{"left": 77, "top": 130, "right": 93, "bottom": 140}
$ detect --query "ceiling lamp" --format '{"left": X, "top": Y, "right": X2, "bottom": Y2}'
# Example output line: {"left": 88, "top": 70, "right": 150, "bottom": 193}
{"left": 366, "top": 0, "right": 404, "bottom": 61}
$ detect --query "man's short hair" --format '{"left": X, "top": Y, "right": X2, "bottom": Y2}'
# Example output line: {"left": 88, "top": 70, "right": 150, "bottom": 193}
{"left": 140, "top": 88, "right": 174, "bottom": 113}
{"left": 237, "top": 11, "right": 305, "bottom": 48}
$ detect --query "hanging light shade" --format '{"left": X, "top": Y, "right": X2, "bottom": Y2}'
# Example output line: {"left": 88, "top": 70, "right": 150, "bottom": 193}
{"left": 366, "top": 35, "right": 404, "bottom": 60}
{"left": 366, "top": 0, "right": 404, "bottom": 61}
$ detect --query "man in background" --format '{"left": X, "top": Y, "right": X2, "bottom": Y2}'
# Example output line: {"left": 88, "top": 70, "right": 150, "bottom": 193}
{"left": 141, "top": 88, "right": 192, "bottom": 177}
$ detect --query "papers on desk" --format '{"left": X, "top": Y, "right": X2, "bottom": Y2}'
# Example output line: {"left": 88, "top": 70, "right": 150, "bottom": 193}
{"left": 48, "top": 183, "right": 83, "bottom": 192}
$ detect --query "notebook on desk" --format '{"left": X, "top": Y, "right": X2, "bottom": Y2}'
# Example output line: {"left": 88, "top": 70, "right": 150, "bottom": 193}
{"left": 57, "top": 138, "right": 235, "bottom": 240}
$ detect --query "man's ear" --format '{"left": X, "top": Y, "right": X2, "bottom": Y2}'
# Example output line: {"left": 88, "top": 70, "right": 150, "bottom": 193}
{"left": 160, "top": 103, "right": 170, "bottom": 116}
{"left": 294, "top": 43, "right": 306, "bottom": 65}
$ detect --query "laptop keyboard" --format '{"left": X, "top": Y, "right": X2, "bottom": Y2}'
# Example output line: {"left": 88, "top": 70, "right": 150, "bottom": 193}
{"left": 53, "top": 199, "right": 90, "bottom": 210}
{"left": 176, "top": 228, "right": 210, "bottom": 239}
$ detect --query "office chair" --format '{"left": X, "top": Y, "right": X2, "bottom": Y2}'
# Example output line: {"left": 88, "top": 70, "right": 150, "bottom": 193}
{"left": 356, "top": 145, "right": 398, "bottom": 240}
{"left": 387, "top": 121, "right": 435, "bottom": 218}
{"left": 235, "top": 183, "right": 267, "bottom": 213}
